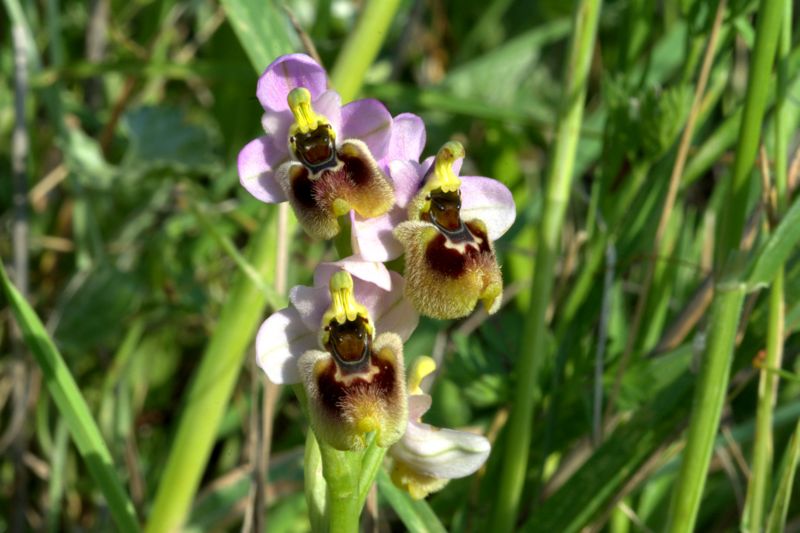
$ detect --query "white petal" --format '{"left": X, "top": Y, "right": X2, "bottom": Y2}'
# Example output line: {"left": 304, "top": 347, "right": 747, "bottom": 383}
{"left": 255, "top": 307, "right": 318, "bottom": 384}
{"left": 390, "top": 418, "right": 491, "bottom": 479}
{"left": 289, "top": 285, "right": 329, "bottom": 333}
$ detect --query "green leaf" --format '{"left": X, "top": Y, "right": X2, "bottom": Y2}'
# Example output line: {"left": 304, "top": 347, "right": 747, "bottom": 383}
{"left": 218, "top": 0, "right": 293, "bottom": 71}
{"left": 122, "top": 106, "right": 221, "bottom": 175}
{"left": 746, "top": 195, "right": 800, "bottom": 290}
{"left": 376, "top": 469, "right": 448, "bottom": 533}
{"left": 765, "top": 420, "right": 800, "bottom": 533}
{"left": 0, "top": 262, "right": 140, "bottom": 533}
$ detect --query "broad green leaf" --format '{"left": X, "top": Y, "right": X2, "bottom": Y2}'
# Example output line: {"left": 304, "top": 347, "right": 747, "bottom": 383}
{"left": 377, "top": 469, "right": 448, "bottom": 533}
{"left": 218, "top": 0, "right": 293, "bottom": 71}
{"left": 746, "top": 195, "right": 800, "bottom": 290}
{"left": 0, "top": 263, "right": 140, "bottom": 533}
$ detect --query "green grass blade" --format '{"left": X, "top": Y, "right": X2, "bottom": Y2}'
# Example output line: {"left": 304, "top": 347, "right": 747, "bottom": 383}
{"left": 746, "top": 195, "right": 800, "bottom": 291}
{"left": 490, "top": 1, "right": 602, "bottom": 531}
{"left": 765, "top": 420, "right": 800, "bottom": 533}
{"left": 376, "top": 469, "right": 448, "bottom": 533}
{"left": 330, "top": 0, "right": 403, "bottom": 102}
{"left": 0, "top": 262, "right": 140, "bottom": 533}
{"left": 666, "top": 283, "right": 746, "bottom": 532}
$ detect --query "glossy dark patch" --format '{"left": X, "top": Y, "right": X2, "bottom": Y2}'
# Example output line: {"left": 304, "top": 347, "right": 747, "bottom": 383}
{"left": 324, "top": 317, "right": 371, "bottom": 370}
{"left": 315, "top": 350, "right": 398, "bottom": 418}
{"left": 427, "top": 190, "right": 462, "bottom": 232}
{"left": 289, "top": 166, "right": 317, "bottom": 208}
{"left": 292, "top": 125, "right": 337, "bottom": 171}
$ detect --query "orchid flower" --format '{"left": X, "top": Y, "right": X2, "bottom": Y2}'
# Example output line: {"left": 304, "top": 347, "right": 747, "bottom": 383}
{"left": 353, "top": 140, "right": 515, "bottom": 319}
{"left": 238, "top": 54, "right": 404, "bottom": 239}
{"left": 389, "top": 356, "right": 491, "bottom": 499}
{"left": 256, "top": 260, "right": 418, "bottom": 450}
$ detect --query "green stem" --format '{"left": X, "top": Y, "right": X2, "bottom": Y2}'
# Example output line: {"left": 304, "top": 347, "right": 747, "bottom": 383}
{"left": 145, "top": 208, "right": 279, "bottom": 533}
{"left": 743, "top": 6, "right": 791, "bottom": 528}
{"left": 714, "top": 0, "right": 784, "bottom": 268}
{"left": 666, "top": 283, "right": 746, "bottom": 532}
{"left": 319, "top": 442, "right": 361, "bottom": 533}
{"left": 0, "top": 263, "right": 140, "bottom": 533}
{"left": 357, "top": 437, "right": 387, "bottom": 509}
{"left": 329, "top": 0, "right": 403, "bottom": 102}
{"left": 668, "top": 0, "right": 783, "bottom": 529}
{"left": 489, "top": 1, "right": 602, "bottom": 531}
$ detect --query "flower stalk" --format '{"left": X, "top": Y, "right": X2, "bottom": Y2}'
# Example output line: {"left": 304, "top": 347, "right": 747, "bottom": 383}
{"left": 489, "top": 0, "right": 601, "bottom": 530}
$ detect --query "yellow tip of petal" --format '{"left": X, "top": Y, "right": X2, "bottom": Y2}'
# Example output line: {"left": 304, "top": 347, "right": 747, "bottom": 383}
{"left": 321, "top": 271, "right": 373, "bottom": 341}
{"left": 431, "top": 141, "right": 464, "bottom": 193}
{"left": 288, "top": 87, "right": 327, "bottom": 134}
{"left": 408, "top": 356, "right": 436, "bottom": 395}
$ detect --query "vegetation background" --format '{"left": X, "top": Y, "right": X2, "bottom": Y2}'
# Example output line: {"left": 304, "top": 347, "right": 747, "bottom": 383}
{"left": 2, "top": 0, "right": 800, "bottom": 531}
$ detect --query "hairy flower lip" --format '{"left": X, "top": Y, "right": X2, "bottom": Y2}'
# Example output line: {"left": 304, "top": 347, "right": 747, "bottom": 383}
{"left": 255, "top": 258, "right": 419, "bottom": 385}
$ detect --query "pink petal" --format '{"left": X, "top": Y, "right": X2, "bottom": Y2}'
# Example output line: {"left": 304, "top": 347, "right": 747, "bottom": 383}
{"left": 350, "top": 208, "right": 406, "bottom": 262}
{"left": 389, "top": 160, "right": 425, "bottom": 208}
{"left": 257, "top": 54, "right": 328, "bottom": 112}
{"left": 238, "top": 136, "right": 288, "bottom": 203}
{"left": 315, "top": 90, "right": 343, "bottom": 136}
{"left": 313, "top": 258, "right": 392, "bottom": 291}
{"left": 289, "top": 285, "right": 328, "bottom": 333}
{"left": 460, "top": 176, "right": 516, "bottom": 240}
{"left": 255, "top": 307, "right": 318, "bottom": 384}
{"left": 384, "top": 113, "right": 426, "bottom": 163}
{"left": 371, "top": 271, "right": 419, "bottom": 342}
{"left": 340, "top": 99, "right": 392, "bottom": 160}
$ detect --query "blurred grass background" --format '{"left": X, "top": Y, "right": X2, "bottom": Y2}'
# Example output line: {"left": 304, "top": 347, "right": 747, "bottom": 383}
{"left": 2, "top": 0, "right": 800, "bottom": 531}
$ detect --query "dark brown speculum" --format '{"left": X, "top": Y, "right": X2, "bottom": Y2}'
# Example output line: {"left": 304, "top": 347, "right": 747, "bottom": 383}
{"left": 325, "top": 316, "right": 372, "bottom": 372}
{"left": 291, "top": 124, "right": 337, "bottom": 172}
{"left": 422, "top": 188, "right": 479, "bottom": 245}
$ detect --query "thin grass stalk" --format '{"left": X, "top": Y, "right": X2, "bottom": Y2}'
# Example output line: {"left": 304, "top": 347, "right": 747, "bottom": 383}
{"left": 0, "top": 263, "right": 141, "bottom": 533}
{"left": 667, "top": 0, "right": 784, "bottom": 529}
{"left": 490, "top": 1, "right": 602, "bottom": 531}
{"left": 714, "top": 0, "right": 784, "bottom": 265}
{"left": 145, "top": 210, "right": 279, "bottom": 533}
{"left": 329, "top": 0, "right": 403, "bottom": 102}
{"left": 743, "top": 4, "right": 792, "bottom": 529}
